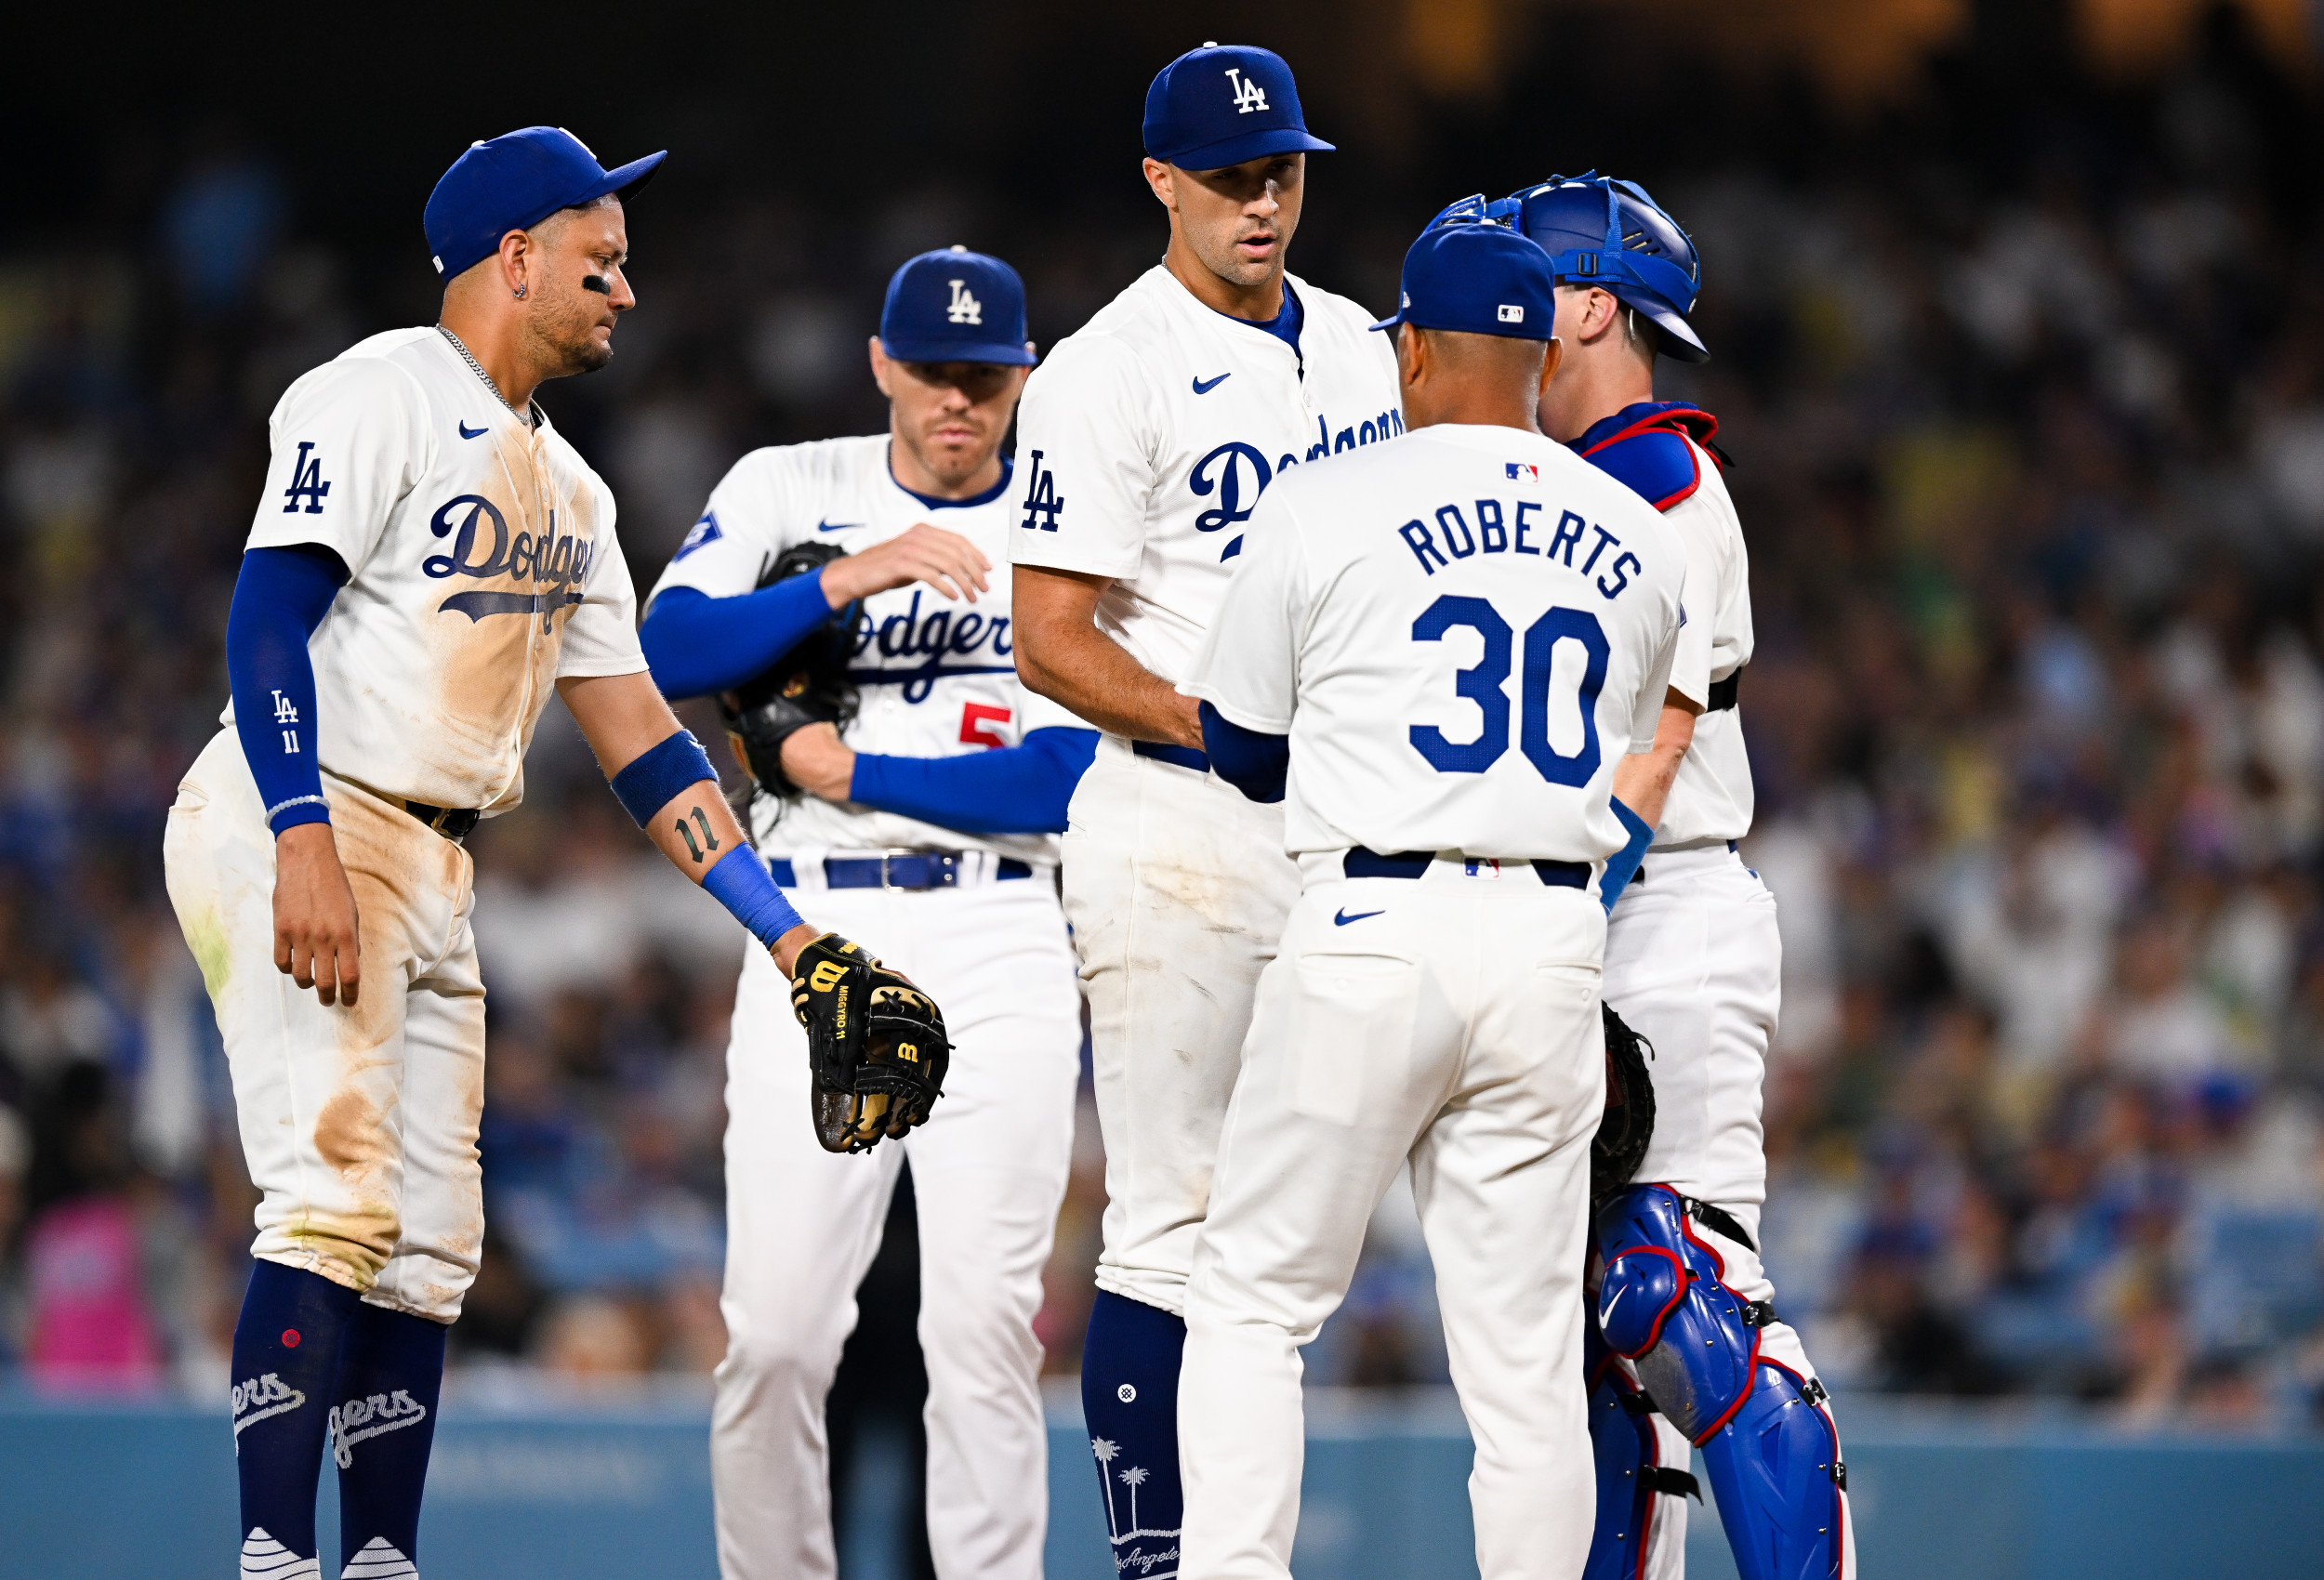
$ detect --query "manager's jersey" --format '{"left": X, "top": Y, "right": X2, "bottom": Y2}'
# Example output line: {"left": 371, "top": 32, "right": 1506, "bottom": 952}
{"left": 648, "top": 435, "right": 1085, "bottom": 865}
{"left": 1644, "top": 445, "right": 1752, "bottom": 847}
{"left": 231, "top": 327, "right": 646, "bottom": 814}
{"left": 1187, "top": 424, "right": 1685, "bottom": 865}
{"left": 1010, "top": 266, "right": 1400, "bottom": 685}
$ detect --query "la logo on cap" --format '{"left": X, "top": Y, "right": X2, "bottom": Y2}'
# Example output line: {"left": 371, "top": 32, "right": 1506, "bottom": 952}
{"left": 1499, "top": 304, "right": 1524, "bottom": 323}
{"left": 1226, "top": 67, "right": 1269, "bottom": 113}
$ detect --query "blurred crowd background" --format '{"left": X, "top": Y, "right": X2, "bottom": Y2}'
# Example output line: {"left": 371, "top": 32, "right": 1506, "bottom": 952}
{"left": 6, "top": 0, "right": 2324, "bottom": 1443}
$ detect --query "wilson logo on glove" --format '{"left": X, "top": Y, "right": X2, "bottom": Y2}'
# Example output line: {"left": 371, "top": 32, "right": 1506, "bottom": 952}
{"left": 790, "top": 934, "right": 952, "bottom": 1153}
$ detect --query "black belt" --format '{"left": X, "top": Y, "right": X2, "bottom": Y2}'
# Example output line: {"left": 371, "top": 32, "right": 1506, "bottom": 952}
{"left": 403, "top": 801, "right": 481, "bottom": 841}
{"left": 1631, "top": 839, "right": 1739, "bottom": 889}
{"left": 1707, "top": 671, "right": 1739, "bottom": 711}
{"left": 1132, "top": 740, "right": 1210, "bottom": 773}
{"left": 1343, "top": 847, "right": 1590, "bottom": 889}
{"left": 768, "top": 853, "right": 1034, "bottom": 890}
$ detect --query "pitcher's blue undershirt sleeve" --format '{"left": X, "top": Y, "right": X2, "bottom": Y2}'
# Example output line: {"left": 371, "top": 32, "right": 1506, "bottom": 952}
{"left": 848, "top": 727, "right": 1098, "bottom": 835}
{"left": 640, "top": 578, "right": 841, "bottom": 699}
{"left": 226, "top": 544, "right": 348, "bottom": 834}
{"left": 1199, "top": 701, "right": 1289, "bottom": 804}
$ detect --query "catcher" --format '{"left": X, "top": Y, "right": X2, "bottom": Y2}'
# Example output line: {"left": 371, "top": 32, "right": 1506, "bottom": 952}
{"left": 638, "top": 246, "right": 1095, "bottom": 1580}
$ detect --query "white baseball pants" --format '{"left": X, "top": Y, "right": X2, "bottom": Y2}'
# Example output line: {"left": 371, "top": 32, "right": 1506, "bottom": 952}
{"left": 1059, "top": 736, "right": 1301, "bottom": 1316}
{"left": 163, "top": 729, "right": 484, "bottom": 1323}
{"left": 1603, "top": 844, "right": 1850, "bottom": 1579}
{"left": 1179, "top": 861, "right": 1608, "bottom": 1580}
{"left": 710, "top": 872, "right": 1082, "bottom": 1580}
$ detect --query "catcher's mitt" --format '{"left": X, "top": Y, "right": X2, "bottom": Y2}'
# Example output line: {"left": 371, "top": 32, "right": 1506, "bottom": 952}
{"left": 720, "top": 542, "right": 860, "bottom": 797}
{"left": 788, "top": 932, "right": 952, "bottom": 1153}
{"left": 1591, "top": 1002, "right": 1657, "bottom": 1209}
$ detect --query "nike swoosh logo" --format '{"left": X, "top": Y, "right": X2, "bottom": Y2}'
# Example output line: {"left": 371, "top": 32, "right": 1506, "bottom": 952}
{"left": 1192, "top": 373, "right": 1231, "bottom": 395}
{"left": 1333, "top": 907, "right": 1385, "bottom": 927}
{"left": 457, "top": 421, "right": 488, "bottom": 440}
{"left": 816, "top": 520, "right": 864, "bottom": 533}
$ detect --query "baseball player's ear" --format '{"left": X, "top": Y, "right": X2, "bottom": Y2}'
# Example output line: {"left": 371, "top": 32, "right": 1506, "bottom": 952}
{"left": 1538, "top": 336, "right": 1565, "bottom": 397}
{"left": 868, "top": 336, "right": 893, "bottom": 398}
{"left": 1142, "top": 157, "right": 1176, "bottom": 210}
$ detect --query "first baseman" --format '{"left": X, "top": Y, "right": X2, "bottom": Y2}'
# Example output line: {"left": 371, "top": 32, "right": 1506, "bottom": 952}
{"left": 1007, "top": 44, "right": 1401, "bottom": 1576}
{"left": 165, "top": 129, "right": 933, "bottom": 1580}
{"left": 1177, "top": 220, "right": 1688, "bottom": 1580}
{"left": 640, "top": 247, "right": 1091, "bottom": 1580}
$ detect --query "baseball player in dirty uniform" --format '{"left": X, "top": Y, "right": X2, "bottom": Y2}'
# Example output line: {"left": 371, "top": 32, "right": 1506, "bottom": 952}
{"left": 639, "top": 247, "right": 1092, "bottom": 1580}
{"left": 1176, "top": 220, "right": 1687, "bottom": 1580}
{"left": 164, "top": 129, "right": 907, "bottom": 1580}
{"left": 1006, "top": 43, "right": 1401, "bottom": 1576}
{"left": 1471, "top": 175, "right": 1855, "bottom": 1580}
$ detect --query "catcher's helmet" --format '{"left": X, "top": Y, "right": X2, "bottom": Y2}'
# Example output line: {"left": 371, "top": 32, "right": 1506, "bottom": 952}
{"left": 1428, "top": 173, "right": 1708, "bottom": 362}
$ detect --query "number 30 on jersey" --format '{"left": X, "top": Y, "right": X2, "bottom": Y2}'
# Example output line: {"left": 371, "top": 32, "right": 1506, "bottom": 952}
{"left": 1410, "top": 596, "right": 1607, "bottom": 785}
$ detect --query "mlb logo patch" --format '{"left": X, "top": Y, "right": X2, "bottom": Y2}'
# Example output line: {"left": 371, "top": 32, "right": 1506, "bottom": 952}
{"left": 674, "top": 510, "right": 723, "bottom": 560}
{"left": 1498, "top": 304, "right": 1524, "bottom": 323}
{"left": 1506, "top": 463, "right": 1538, "bottom": 480}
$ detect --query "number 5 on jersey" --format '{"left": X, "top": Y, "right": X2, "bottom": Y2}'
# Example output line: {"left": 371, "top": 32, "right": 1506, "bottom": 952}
{"left": 1019, "top": 451, "right": 1064, "bottom": 532}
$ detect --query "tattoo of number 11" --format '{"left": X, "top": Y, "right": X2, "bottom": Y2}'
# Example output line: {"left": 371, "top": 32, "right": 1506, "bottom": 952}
{"left": 674, "top": 804, "right": 720, "bottom": 863}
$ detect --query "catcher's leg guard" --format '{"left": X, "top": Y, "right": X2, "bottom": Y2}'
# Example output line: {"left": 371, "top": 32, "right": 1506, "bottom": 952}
{"left": 1584, "top": 1321, "right": 1698, "bottom": 1580}
{"left": 1697, "top": 1360, "right": 1847, "bottom": 1580}
{"left": 1594, "top": 1185, "right": 1764, "bottom": 1441}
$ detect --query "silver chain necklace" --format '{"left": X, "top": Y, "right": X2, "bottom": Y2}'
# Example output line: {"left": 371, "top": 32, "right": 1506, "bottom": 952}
{"left": 435, "top": 325, "right": 531, "bottom": 427}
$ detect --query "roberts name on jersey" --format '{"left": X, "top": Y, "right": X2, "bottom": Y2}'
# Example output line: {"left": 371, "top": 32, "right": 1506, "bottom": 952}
{"left": 650, "top": 435, "right": 1084, "bottom": 865}
{"left": 1010, "top": 268, "right": 1403, "bottom": 687}
{"left": 234, "top": 327, "right": 647, "bottom": 816}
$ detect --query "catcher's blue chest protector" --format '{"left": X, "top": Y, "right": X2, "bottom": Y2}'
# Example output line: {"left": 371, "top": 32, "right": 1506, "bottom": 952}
{"left": 1571, "top": 402, "right": 1720, "bottom": 512}
{"left": 1590, "top": 1185, "right": 1847, "bottom": 1580}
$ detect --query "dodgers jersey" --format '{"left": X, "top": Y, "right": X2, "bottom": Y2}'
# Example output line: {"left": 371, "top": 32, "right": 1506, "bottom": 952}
{"left": 1187, "top": 424, "right": 1685, "bottom": 864}
{"left": 232, "top": 327, "right": 647, "bottom": 814}
{"left": 1645, "top": 441, "right": 1752, "bottom": 847}
{"left": 648, "top": 435, "right": 1084, "bottom": 864}
{"left": 1009, "top": 267, "right": 1401, "bottom": 685}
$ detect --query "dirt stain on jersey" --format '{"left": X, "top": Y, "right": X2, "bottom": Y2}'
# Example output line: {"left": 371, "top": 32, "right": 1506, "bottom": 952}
{"left": 426, "top": 439, "right": 601, "bottom": 811}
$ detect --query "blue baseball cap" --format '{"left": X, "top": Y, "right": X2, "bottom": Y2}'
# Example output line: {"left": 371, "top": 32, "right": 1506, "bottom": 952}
{"left": 1369, "top": 222, "right": 1560, "bottom": 341}
{"left": 1143, "top": 43, "right": 1334, "bottom": 170}
{"left": 423, "top": 126, "right": 666, "bottom": 282}
{"left": 879, "top": 246, "right": 1036, "bottom": 366}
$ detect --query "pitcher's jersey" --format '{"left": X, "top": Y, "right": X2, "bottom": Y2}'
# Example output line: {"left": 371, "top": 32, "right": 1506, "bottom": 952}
{"left": 1187, "top": 424, "right": 1685, "bottom": 865}
{"left": 231, "top": 326, "right": 647, "bottom": 814}
{"left": 1009, "top": 266, "right": 1401, "bottom": 686}
{"left": 648, "top": 435, "right": 1085, "bottom": 864}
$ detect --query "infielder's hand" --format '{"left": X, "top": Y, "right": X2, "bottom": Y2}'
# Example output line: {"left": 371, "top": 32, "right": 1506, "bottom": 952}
{"left": 273, "top": 822, "right": 362, "bottom": 1007}
{"left": 778, "top": 722, "right": 855, "bottom": 802}
{"left": 820, "top": 522, "right": 990, "bottom": 605}
{"left": 788, "top": 932, "right": 951, "bottom": 1153}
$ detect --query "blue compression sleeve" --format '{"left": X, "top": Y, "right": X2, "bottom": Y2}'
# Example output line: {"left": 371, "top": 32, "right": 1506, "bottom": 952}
{"left": 1600, "top": 797, "right": 1655, "bottom": 914}
{"left": 609, "top": 731, "right": 718, "bottom": 826}
{"left": 1199, "top": 701, "right": 1289, "bottom": 804}
{"left": 701, "top": 847, "right": 806, "bottom": 950}
{"left": 226, "top": 545, "right": 347, "bottom": 834}
{"left": 847, "top": 727, "right": 1098, "bottom": 836}
{"left": 640, "top": 580, "right": 841, "bottom": 699}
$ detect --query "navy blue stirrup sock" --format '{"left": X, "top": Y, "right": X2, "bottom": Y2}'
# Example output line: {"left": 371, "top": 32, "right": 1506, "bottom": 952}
{"left": 1081, "top": 1289, "right": 1187, "bottom": 1576}
{"left": 332, "top": 1301, "right": 447, "bottom": 1578}
{"left": 231, "top": 1262, "right": 363, "bottom": 1578}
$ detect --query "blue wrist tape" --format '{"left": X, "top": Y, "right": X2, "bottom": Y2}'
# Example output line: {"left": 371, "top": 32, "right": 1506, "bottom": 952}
{"left": 701, "top": 846, "right": 806, "bottom": 950}
{"left": 1600, "top": 797, "right": 1655, "bottom": 915}
{"left": 610, "top": 730, "right": 718, "bottom": 826}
